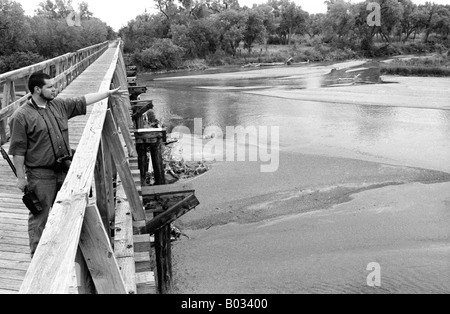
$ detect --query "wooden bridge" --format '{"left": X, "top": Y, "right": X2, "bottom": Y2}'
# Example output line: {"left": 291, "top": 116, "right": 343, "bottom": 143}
{"left": 0, "top": 41, "right": 199, "bottom": 294}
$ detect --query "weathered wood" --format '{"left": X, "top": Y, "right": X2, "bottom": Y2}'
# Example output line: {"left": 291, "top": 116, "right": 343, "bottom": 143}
{"left": 94, "top": 140, "right": 112, "bottom": 236}
{"left": 19, "top": 44, "right": 120, "bottom": 294}
{"left": 136, "top": 143, "right": 149, "bottom": 186}
{"left": 154, "top": 224, "right": 172, "bottom": 294}
{"left": 142, "top": 194, "right": 199, "bottom": 235}
{"left": 109, "top": 93, "right": 136, "bottom": 157}
{"left": 19, "top": 194, "right": 89, "bottom": 294}
{"left": 0, "top": 42, "right": 108, "bottom": 85}
{"left": 1, "top": 81, "right": 14, "bottom": 144}
{"left": 142, "top": 183, "right": 195, "bottom": 197}
{"left": 103, "top": 110, "right": 145, "bottom": 221}
{"left": 74, "top": 247, "right": 96, "bottom": 294}
{"left": 114, "top": 196, "right": 137, "bottom": 295}
{"left": 79, "top": 205, "right": 127, "bottom": 294}
{"left": 0, "top": 94, "right": 29, "bottom": 121}
{"left": 102, "top": 134, "right": 116, "bottom": 233}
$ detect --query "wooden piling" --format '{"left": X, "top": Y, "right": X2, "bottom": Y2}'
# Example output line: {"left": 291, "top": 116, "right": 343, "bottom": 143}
{"left": 135, "top": 128, "right": 173, "bottom": 294}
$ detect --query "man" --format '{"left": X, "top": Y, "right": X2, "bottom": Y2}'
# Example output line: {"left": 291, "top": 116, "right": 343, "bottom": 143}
{"left": 8, "top": 71, "right": 128, "bottom": 257}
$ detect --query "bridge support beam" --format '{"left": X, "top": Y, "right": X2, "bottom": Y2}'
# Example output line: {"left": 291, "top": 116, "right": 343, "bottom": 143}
{"left": 79, "top": 205, "right": 127, "bottom": 294}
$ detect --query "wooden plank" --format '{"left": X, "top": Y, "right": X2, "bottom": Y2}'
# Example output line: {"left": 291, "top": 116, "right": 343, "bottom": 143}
{"left": 102, "top": 134, "right": 116, "bottom": 231}
{"left": 116, "top": 258, "right": 137, "bottom": 295}
{"left": 94, "top": 140, "right": 112, "bottom": 235}
{"left": 0, "top": 277, "right": 22, "bottom": 291}
{"left": 0, "top": 243, "right": 30, "bottom": 254}
{"left": 0, "top": 218, "right": 28, "bottom": 227}
{"left": 111, "top": 70, "right": 136, "bottom": 157}
{"left": 142, "top": 183, "right": 195, "bottom": 197}
{"left": 0, "top": 213, "right": 28, "bottom": 221}
{"left": 114, "top": 194, "right": 137, "bottom": 295}
{"left": 0, "top": 223, "right": 28, "bottom": 232}
{"left": 0, "top": 236, "right": 28, "bottom": 246}
{"left": 79, "top": 205, "right": 127, "bottom": 294}
{"left": 0, "top": 93, "right": 29, "bottom": 122}
{"left": 0, "top": 268, "right": 27, "bottom": 280}
{"left": 19, "top": 194, "right": 89, "bottom": 294}
{"left": 0, "top": 230, "right": 28, "bottom": 239}
{"left": 0, "top": 251, "right": 30, "bottom": 262}
{"left": 0, "top": 259, "right": 30, "bottom": 271}
{"left": 136, "top": 272, "right": 156, "bottom": 295}
{"left": 74, "top": 247, "right": 95, "bottom": 294}
{"left": 142, "top": 194, "right": 199, "bottom": 235}
{"left": 103, "top": 110, "right": 145, "bottom": 221}
{"left": 1, "top": 81, "right": 12, "bottom": 145}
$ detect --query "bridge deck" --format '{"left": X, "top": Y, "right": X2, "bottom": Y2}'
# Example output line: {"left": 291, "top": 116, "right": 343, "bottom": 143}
{"left": 0, "top": 45, "right": 153, "bottom": 294}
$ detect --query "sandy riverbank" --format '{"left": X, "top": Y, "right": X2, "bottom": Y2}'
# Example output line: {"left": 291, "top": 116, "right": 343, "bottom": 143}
{"left": 172, "top": 171, "right": 450, "bottom": 294}
{"left": 171, "top": 151, "right": 450, "bottom": 294}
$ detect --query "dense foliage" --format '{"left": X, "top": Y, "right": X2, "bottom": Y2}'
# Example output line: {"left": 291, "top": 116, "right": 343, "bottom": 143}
{"left": 118, "top": 0, "right": 450, "bottom": 71}
{"left": 0, "top": 0, "right": 116, "bottom": 72}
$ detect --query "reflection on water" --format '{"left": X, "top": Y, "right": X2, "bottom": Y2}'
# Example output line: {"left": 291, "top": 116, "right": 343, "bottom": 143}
{"left": 140, "top": 63, "right": 450, "bottom": 173}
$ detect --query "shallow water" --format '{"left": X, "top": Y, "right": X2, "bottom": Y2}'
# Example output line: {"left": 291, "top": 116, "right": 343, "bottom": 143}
{"left": 139, "top": 62, "right": 450, "bottom": 173}
{"left": 138, "top": 62, "right": 450, "bottom": 294}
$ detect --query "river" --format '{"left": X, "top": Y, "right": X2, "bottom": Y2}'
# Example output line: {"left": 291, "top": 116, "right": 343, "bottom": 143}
{"left": 137, "top": 60, "right": 450, "bottom": 294}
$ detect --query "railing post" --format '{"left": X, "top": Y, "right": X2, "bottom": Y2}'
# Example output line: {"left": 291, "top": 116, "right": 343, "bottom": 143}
{"left": 1, "top": 81, "right": 15, "bottom": 145}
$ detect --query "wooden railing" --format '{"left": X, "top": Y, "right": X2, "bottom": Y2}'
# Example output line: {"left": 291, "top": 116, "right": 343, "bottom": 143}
{"left": 0, "top": 41, "right": 109, "bottom": 145}
{"left": 18, "top": 42, "right": 146, "bottom": 294}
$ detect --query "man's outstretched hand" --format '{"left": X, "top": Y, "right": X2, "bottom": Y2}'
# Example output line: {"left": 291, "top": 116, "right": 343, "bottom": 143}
{"left": 109, "top": 87, "right": 129, "bottom": 98}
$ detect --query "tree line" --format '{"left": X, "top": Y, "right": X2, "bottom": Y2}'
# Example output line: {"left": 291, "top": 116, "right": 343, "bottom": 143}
{"left": 0, "top": 0, "right": 115, "bottom": 73}
{"left": 119, "top": 0, "right": 450, "bottom": 70}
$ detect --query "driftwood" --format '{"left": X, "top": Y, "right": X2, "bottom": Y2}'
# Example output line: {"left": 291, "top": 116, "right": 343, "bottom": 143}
{"left": 241, "top": 58, "right": 310, "bottom": 68}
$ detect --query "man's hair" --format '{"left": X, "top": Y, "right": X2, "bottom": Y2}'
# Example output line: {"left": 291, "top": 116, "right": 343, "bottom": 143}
{"left": 28, "top": 72, "right": 52, "bottom": 94}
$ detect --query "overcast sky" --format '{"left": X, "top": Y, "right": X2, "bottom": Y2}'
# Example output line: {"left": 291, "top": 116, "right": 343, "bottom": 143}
{"left": 17, "top": 0, "right": 450, "bottom": 31}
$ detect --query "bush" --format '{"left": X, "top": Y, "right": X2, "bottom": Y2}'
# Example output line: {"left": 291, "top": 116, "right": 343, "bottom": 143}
{"left": 267, "top": 36, "right": 283, "bottom": 45}
{"left": 381, "top": 66, "right": 450, "bottom": 77}
{"left": 134, "top": 39, "right": 185, "bottom": 71}
{"left": 0, "top": 52, "right": 45, "bottom": 73}
{"left": 206, "top": 49, "right": 233, "bottom": 66}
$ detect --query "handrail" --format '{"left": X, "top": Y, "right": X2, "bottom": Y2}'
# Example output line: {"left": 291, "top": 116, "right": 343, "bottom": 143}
{"left": 0, "top": 41, "right": 109, "bottom": 145}
{"left": 19, "top": 41, "right": 145, "bottom": 294}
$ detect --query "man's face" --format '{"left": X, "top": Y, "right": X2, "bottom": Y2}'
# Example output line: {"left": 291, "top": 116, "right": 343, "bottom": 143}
{"left": 37, "top": 79, "right": 57, "bottom": 101}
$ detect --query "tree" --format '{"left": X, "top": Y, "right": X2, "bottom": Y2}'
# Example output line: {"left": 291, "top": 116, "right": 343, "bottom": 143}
{"left": 399, "top": 0, "right": 420, "bottom": 42}
{"left": 305, "top": 13, "right": 326, "bottom": 39}
{"left": 36, "top": 0, "right": 74, "bottom": 19}
{"left": 171, "top": 18, "right": 219, "bottom": 58}
{"left": 154, "top": 0, "right": 179, "bottom": 23}
{"left": 78, "top": 1, "right": 93, "bottom": 19}
{"left": 434, "top": 5, "right": 450, "bottom": 40}
{"left": 279, "top": 0, "right": 308, "bottom": 45}
{"left": 0, "top": 0, "right": 35, "bottom": 55}
{"left": 418, "top": 2, "right": 439, "bottom": 43}
{"left": 243, "top": 9, "right": 266, "bottom": 54}
{"left": 378, "top": 0, "right": 404, "bottom": 42}
{"left": 119, "top": 13, "right": 170, "bottom": 53}
{"left": 213, "top": 9, "right": 247, "bottom": 55}
{"left": 205, "top": 0, "right": 240, "bottom": 13}
{"left": 324, "top": 0, "right": 356, "bottom": 44}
